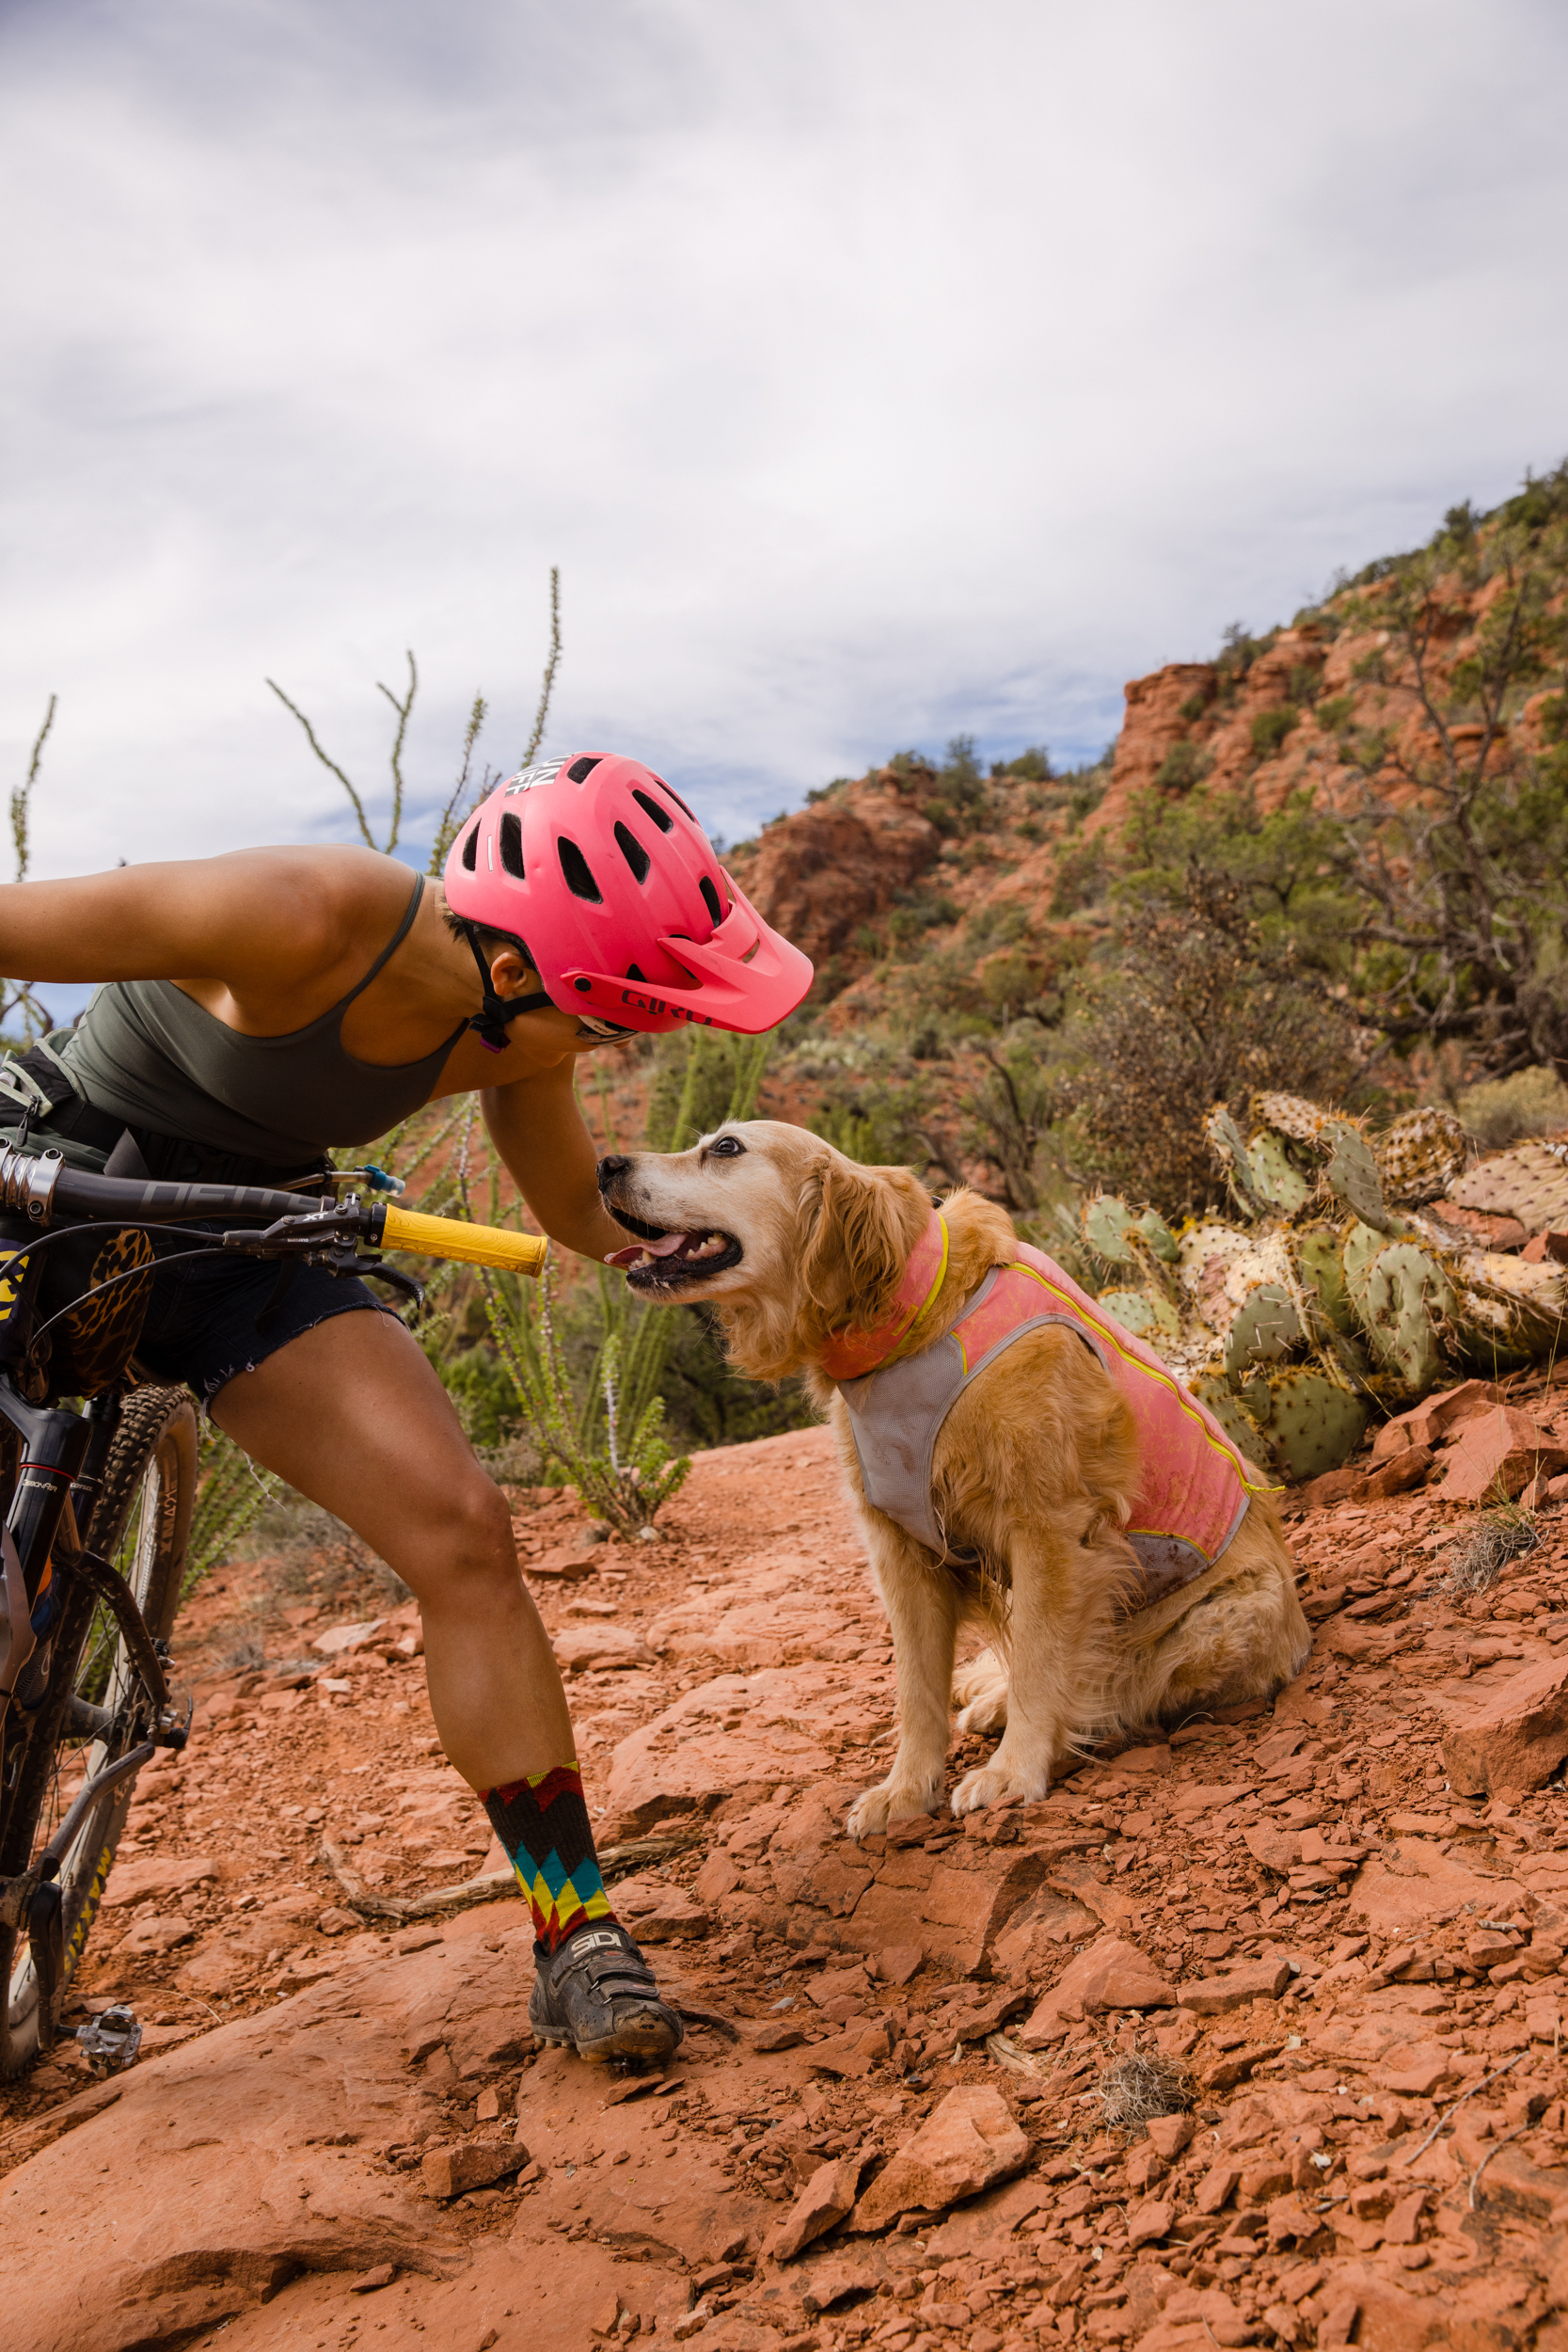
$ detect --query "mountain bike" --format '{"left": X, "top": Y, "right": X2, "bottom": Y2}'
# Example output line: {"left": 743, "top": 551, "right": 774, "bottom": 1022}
{"left": 0, "top": 1141, "right": 546, "bottom": 2077}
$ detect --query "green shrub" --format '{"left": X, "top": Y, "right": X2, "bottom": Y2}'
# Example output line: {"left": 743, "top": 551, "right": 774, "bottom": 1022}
{"left": 1455, "top": 1066, "right": 1568, "bottom": 1148}
{"left": 1052, "top": 835, "right": 1109, "bottom": 915}
{"left": 994, "top": 746, "right": 1053, "bottom": 782}
{"left": 1154, "top": 742, "right": 1212, "bottom": 794}
{"left": 1250, "top": 707, "right": 1300, "bottom": 758}
{"left": 1317, "top": 694, "right": 1354, "bottom": 735}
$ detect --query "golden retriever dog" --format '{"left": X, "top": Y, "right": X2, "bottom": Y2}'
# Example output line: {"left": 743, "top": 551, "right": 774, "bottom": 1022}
{"left": 598, "top": 1122, "right": 1309, "bottom": 1836}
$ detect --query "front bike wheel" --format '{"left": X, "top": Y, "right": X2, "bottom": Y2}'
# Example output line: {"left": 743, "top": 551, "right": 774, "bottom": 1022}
{"left": 0, "top": 1385, "right": 198, "bottom": 2079}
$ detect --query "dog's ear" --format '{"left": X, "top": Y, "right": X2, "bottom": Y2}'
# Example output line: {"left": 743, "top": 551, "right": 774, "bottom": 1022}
{"left": 799, "top": 1159, "right": 931, "bottom": 1334}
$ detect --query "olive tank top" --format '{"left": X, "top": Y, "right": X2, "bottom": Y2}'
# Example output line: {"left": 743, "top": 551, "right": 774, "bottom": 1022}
{"left": 59, "top": 872, "right": 466, "bottom": 1162}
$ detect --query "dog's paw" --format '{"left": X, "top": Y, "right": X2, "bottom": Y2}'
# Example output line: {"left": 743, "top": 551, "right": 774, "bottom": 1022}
{"left": 955, "top": 1690, "right": 1008, "bottom": 1737}
{"left": 952, "top": 1647, "right": 1009, "bottom": 1736}
{"left": 846, "top": 1777, "right": 944, "bottom": 1842}
{"left": 950, "top": 1756, "right": 1052, "bottom": 1816}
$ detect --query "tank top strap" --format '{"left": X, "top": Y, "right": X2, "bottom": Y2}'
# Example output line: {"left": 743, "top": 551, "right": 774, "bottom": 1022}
{"left": 333, "top": 871, "right": 426, "bottom": 1013}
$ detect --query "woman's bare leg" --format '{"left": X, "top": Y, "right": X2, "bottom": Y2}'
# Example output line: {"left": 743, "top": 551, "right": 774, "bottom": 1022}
{"left": 209, "top": 1306, "right": 572, "bottom": 1791}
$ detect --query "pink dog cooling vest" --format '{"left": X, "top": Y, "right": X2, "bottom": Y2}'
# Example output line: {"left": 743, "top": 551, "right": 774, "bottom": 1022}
{"left": 832, "top": 1218, "right": 1259, "bottom": 1599}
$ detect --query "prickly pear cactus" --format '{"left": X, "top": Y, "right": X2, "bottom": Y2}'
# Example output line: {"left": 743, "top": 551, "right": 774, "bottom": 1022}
{"left": 1323, "top": 1125, "right": 1393, "bottom": 1233}
{"left": 1083, "top": 1194, "right": 1138, "bottom": 1263}
{"left": 1188, "top": 1370, "right": 1276, "bottom": 1474}
{"left": 1349, "top": 1239, "right": 1454, "bottom": 1397}
{"left": 1098, "top": 1287, "right": 1181, "bottom": 1346}
{"left": 1252, "top": 1091, "right": 1336, "bottom": 1148}
{"left": 1223, "top": 1283, "right": 1303, "bottom": 1382}
{"left": 1133, "top": 1207, "right": 1180, "bottom": 1265}
{"left": 1448, "top": 1250, "right": 1567, "bottom": 1365}
{"left": 1447, "top": 1140, "right": 1568, "bottom": 1235}
{"left": 1377, "top": 1105, "right": 1468, "bottom": 1206}
{"left": 1243, "top": 1131, "right": 1312, "bottom": 1216}
{"left": 1293, "top": 1226, "right": 1358, "bottom": 1338}
{"left": 1243, "top": 1365, "right": 1370, "bottom": 1483}
{"left": 1203, "top": 1105, "right": 1269, "bottom": 1216}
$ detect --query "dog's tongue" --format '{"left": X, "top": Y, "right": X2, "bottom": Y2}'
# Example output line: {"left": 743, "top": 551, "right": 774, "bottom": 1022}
{"left": 604, "top": 1232, "right": 690, "bottom": 1268}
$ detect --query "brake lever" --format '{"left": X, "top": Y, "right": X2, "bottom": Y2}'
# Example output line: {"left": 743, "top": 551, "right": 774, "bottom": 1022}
{"left": 332, "top": 1251, "right": 424, "bottom": 1309}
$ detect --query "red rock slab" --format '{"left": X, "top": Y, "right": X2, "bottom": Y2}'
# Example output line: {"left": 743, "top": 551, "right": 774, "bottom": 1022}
{"left": 1436, "top": 1406, "right": 1568, "bottom": 1503}
{"left": 1019, "top": 1935, "right": 1174, "bottom": 2045}
{"left": 1347, "top": 1839, "right": 1528, "bottom": 1937}
{"left": 1382, "top": 1380, "right": 1509, "bottom": 1455}
{"left": 845, "top": 2085, "right": 1028, "bottom": 2232}
{"left": 100, "top": 1852, "right": 217, "bottom": 1908}
{"left": 1430, "top": 1654, "right": 1568, "bottom": 1795}
{"left": 0, "top": 1947, "right": 501, "bottom": 2349}
{"left": 1178, "top": 1957, "right": 1292, "bottom": 2015}
{"left": 833, "top": 1839, "right": 1051, "bottom": 1978}
{"left": 605, "top": 1668, "right": 850, "bottom": 1836}
{"left": 610, "top": 1870, "right": 712, "bottom": 1943}
{"left": 525, "top": 1544, "right": 600, "bottom": 1581}
{"left": 765, "top": 2153, "right": 863, "bottom": 2260}
{"left": 552, "top": 1623, "right": 655, "bottom": 1673}
{"left": 310, "top": 1616, "right": 387, "bottom": 1657}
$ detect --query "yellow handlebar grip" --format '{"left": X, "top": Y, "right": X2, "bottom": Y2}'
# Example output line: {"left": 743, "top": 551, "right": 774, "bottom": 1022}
{"left": 378, "top": 1203, "right": 549, "bottom": 1277}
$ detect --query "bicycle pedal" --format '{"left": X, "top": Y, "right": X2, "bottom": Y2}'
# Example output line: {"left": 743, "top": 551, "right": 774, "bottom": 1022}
{"left": 76, "top": 2003, "right": 142, "bottom": 2076}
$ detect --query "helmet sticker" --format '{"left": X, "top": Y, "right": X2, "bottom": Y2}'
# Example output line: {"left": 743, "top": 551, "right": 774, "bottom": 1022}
{"left": 503, "top": 758, "right": 567, "bottom": 796}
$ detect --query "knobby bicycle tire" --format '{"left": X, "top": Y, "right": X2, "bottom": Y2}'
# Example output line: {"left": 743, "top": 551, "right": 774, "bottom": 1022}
{"left": 0, "top": 1384, "right": 198, "bottom": 2078}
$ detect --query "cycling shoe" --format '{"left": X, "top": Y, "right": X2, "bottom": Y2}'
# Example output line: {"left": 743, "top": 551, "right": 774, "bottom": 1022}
{"left": 529, "top": 1922, "right": 685, "bottom": 2066}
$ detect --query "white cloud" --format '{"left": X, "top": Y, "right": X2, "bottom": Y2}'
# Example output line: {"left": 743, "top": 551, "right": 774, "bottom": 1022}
{"left": 2, "top": 0, "right": 1565, "bottom": 882}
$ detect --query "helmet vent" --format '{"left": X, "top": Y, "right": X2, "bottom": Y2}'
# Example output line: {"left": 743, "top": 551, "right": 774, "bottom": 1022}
{"left": 567, "top": 755, "right": 602, "bottom": 784}
{"left": 699, "top": 875, "right": 723, "bottom": 927}
{"left": 626, "top": 961, "right": 646, "bottom": 982}
{"left": 614, "top": 822, "right": 650, "bottom": 883}
{"left": 557, "top": 837, "right": 603, "bottom": 903}
{"left": 460, "top": 822, "right": 479, "bottom": 872}
{"left": 653, "top": 776, "right": 695, "bottom": 820}
{"left": 499, "top": 813, "right": 526, "bottom": 879}
{"left": 632, "top": 788, "right": 673, "bottom": 834}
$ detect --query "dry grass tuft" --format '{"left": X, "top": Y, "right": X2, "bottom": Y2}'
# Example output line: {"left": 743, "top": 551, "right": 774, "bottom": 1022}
{"left": 1096, "top": 2050, "right": 1195, "bottom": 2129}
{"left": 1440, "top": 1507, "right": 1540, "bottom": 1597}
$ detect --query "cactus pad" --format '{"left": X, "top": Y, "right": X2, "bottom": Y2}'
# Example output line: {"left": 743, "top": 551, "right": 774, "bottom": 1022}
{"left": 1223, "top": 1282, "right": 1304, "bottom": 1381}
{"left": 1243, "top": 1130, "right": 1313, "bottom": 1216}
{"left": 1353, "top": 1240, "right": 1453, "bottom": 1396}
{"left": 1447, "top": 1140, "right": 1568, "bottom": 1235}
{"left": 1188, "top": 1370, "right": 1275, "bottom": 1473}
{"left": 1083, "top": 1194, "right": 1139, "bottom": 1263}
{"left": 1245, "top": 1366, "right": 1370, "bottom": 1482}
{"left": 1099, "top": 1286, "right": 1181, "bottom": 1346}
{"left": 1252, "top": 1091, "right": 1336, "bottom": 1149}
{"left": 1323, "top": 1125, "right": 1393, "bottom": 1232}
{"left": 1376, "top": 1105, "right": 1467, "bottom": 1205}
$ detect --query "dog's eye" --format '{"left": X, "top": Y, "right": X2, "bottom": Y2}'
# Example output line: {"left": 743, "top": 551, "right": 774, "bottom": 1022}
{"left": 708, "top": 1135, "right": 746, "bottom": 1158}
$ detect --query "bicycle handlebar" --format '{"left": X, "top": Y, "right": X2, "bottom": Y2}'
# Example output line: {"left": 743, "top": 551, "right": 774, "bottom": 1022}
{"left": 51, "top": 1165, "right": 305, "bottom": 1226}
{"left": 373, "top": 1203, "right": 549, "bottom": 1276}
{"left": 0, "top": 1146, "right": 549, "bottom": 1279}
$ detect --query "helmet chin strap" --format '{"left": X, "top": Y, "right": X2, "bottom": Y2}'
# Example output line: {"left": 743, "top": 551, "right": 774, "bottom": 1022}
{"left": 461, "top": 925, "right": 552, "bottom": 1054}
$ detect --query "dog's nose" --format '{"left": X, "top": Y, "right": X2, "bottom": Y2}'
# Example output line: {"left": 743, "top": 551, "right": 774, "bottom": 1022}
{"left": 597, "top": 1154, "right": 631, "bottom": 1190}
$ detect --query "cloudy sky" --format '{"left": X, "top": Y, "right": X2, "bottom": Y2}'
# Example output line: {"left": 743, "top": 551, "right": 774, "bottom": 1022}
{"left": 3, "top": 0, "right": 1566, "bottom": 890}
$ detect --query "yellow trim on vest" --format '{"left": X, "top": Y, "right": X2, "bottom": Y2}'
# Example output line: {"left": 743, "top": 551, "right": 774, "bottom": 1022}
{"left": 880, "top": 1215, "right": 951, "bottom": 1369}
{"left": 990, "top": 1259, "right": 1278, "bottom": 1498}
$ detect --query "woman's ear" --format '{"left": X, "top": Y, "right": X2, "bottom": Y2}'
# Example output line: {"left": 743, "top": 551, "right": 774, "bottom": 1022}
{"left": 800, "top": 1159, "right": 930, "bottom": 1333}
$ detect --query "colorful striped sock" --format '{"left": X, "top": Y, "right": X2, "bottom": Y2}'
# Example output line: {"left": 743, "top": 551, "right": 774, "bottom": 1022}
{"left": 481, "top": 1762, "right": 616, "bottom": 1951}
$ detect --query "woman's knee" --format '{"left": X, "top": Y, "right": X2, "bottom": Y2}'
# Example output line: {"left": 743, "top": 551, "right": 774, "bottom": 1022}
{"left": 390, "top": 1471, "right": 518, "bottom": 1592}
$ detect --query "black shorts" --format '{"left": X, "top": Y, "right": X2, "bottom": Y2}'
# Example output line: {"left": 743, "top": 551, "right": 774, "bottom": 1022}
{"left": 133, "top": 1228, "right": 397, "bottom": 1406}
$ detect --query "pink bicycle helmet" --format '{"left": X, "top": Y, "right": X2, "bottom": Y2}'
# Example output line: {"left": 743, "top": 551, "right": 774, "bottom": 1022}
{"left": 442, "top": 754, "right": 814, "bottom": 1041}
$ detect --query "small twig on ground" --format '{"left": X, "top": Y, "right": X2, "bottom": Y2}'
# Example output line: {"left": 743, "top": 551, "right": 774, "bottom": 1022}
{"left": 1470, "top": 2122, "right": 1529, "bottom": 2209}
{"left": 1397, "top": 2048, "right": 1528, "bottom": 2165}
{"left": 319, "top": 1829, "right": 703, "bottom": 1924}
